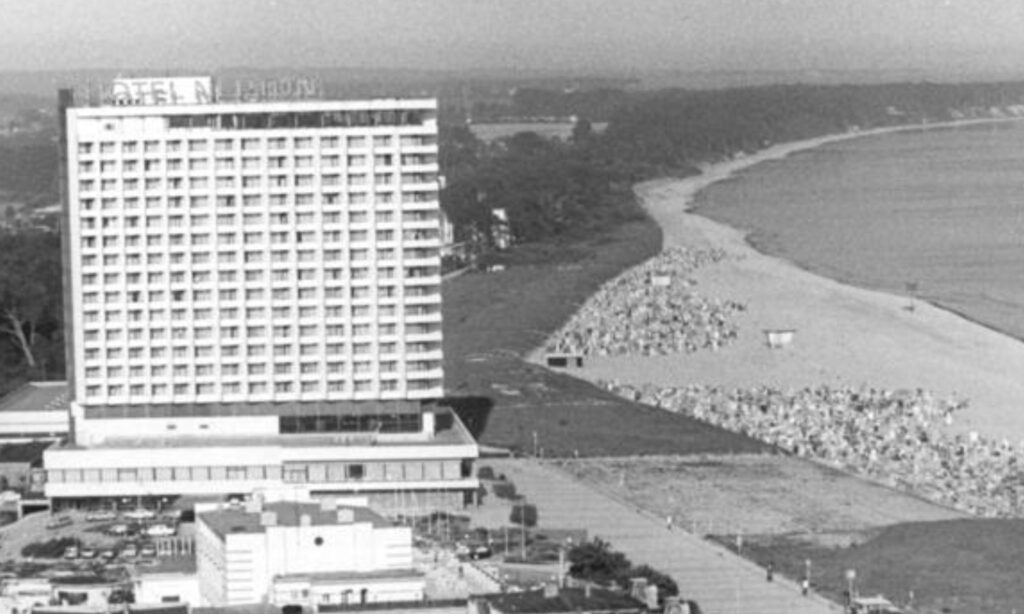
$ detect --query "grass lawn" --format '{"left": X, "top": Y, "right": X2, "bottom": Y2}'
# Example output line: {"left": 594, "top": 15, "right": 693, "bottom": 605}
{"left": 442, "top": 216, "right": 769, "bottom": 457}
{"left": 712, "top": 519, "right": 1024, "bottom": 614}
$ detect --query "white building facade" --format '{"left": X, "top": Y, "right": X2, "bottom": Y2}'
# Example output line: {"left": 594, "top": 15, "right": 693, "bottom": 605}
{"left": 44, "top": 77, "right": 477, "bottom": 508}
{"left": 196, "top": 500, "right": 423, "bottom": 607}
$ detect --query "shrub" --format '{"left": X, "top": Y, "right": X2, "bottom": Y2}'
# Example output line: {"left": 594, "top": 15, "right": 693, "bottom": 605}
{"left": 492, "top": 481, "right": 518, "bottom": 500}
{"left": 510, "top": 503, "right": 538, "bottom": 528}
{"left": 21, "top": 537, "right": 79, "bottom": 559}
{"left": 477, "top": 466, "right": 496, "bottom": 480}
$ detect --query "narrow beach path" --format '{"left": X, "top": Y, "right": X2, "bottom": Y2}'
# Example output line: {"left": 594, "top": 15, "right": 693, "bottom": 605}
{"left": 489, "top": 458, "right": 841, "bottom": 614}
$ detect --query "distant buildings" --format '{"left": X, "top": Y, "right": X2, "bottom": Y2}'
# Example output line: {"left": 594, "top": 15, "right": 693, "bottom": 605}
{"left": 38, "top": 76, "right": 478, "bottom": 509}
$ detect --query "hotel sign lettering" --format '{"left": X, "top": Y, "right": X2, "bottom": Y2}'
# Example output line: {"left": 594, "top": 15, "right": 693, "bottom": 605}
{"left": 96, "top": 76, "right": 321, "bottom": 106}
{"left": 229, "top": 77, "right": 322, "bottom": 102}
{"left": 110, "top": 77, "right": 214, "bottom": 106}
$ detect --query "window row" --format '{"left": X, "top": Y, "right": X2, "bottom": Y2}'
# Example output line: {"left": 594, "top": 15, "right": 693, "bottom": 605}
{"left": 47, "top": 459, "right": 460, "bottom": 487}
{"left": 77, "top": 191, "right": 437, "bottom": 213}
{"left": 81, "top": 377, "right": 433, "bottom": 398}
{"left": 80, "top": 212, "right": 436, "bottom": 230}
{"left": 76, "top": 173, "right": 436, "bottom": 193}
{"left": 76, "top": 133, "right": 436, "bottom": 156}
{"left": 79, "top": 340, "right": 442, "bottom": 362}
{"left": 77, "top": 153, "right": 437, "bottom": 174}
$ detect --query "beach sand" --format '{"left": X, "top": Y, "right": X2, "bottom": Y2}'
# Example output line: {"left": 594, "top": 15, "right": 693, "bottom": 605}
{"left": 544, "top": 125, "right": 1024, "bottom": 442}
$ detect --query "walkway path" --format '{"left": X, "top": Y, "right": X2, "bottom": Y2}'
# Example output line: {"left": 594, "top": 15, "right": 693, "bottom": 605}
{"left": 488, "top": 459, "right": 842, "bottom": 614}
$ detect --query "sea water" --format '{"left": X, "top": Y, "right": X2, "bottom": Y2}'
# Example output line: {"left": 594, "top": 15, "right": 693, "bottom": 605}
{"left": 692, "top": 121, "right": 1024, "bottom": 340}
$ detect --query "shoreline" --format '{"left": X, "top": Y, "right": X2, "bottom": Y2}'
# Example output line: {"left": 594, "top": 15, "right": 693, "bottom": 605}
{"left": 535, "top": 115, "right": 1024, "bottom": 443}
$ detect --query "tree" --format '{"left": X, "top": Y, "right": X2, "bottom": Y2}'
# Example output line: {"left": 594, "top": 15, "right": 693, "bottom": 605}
{"left": 571, "top": 117, "right": 594, "bottom": 146}
{"left": 0, "top": 230, "right": 63, "bottom": 370}
{"left": 509, "top": 503, "right": 538, "bottom": 527}
{"left": 568, "top": 538, "right": 632, "bottom": 586}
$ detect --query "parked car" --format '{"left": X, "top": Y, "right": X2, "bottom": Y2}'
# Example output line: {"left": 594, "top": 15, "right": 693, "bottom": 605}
{"left": 46, "top": 516, "right": 73, "bottom": 530}
{"left": 63, "top": 546, "right": 78, "bottom": 559}
{"left": 107, "top": 523, "right": 130, "bottom": 536}
{"left": 145, "top": 524, "right": 176, "bottom": 537}
{"left": 99, "top": 549, "right": 116, "bottom": 560}
{"left": 120, "top": 543, "right": 138, "bottom": 558}
{"left": 139, "top": 544, "right": 157, "bottom": 558}
{"left": 85, "top": 510, "right": 118, "bottom": 522}
{"left": 78, "top": 548, "right": 97, "bottom": 559}
{"left": 124, "top": 508, "right": 156, "bottom": 520}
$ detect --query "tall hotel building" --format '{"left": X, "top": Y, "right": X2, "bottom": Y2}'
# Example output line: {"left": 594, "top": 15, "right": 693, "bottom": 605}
{"left": 43, "top": 77, "right": 478, "bottom": 509}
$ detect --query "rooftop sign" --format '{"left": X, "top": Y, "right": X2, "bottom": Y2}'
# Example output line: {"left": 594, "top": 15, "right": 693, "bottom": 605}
{"left": 110, "top": 77, "right": 214, "bottom": 106}
{"left": 225, "top": 77, "right": 322, "bottom": 102}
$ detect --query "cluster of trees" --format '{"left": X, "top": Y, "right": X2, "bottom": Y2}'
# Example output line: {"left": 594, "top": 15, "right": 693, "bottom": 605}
{"left": 0, "top": 229, "right": 64, "bottom": 395}
{"left": 599, "top": 81, "right": 1024, "bottom": 174}
{"left": 568, "top": 537, "right": 678, "bottom": 602}
{"left": 440, "top": 80, "right": 1024, "bottom": 258}
{"left": 439, "top": 123, "right": 643, "bottom": 253}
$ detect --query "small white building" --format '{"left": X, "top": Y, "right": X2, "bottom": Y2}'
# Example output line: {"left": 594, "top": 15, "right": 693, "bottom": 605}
{"left": 195, "top": 499, "right": 423, "bottom": 608}
{"left": 133, "top": 570, "right": 202, "bottom": 608}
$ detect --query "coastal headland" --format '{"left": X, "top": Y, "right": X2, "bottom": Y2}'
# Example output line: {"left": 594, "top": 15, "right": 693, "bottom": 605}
{"left": 541, "top": 118, "right": 1024, "bottom": 443}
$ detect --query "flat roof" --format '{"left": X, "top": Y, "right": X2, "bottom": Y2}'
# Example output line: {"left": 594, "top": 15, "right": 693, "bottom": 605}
{"left": 69, "top": 98, "right": 437, "bottom": 117}
{"left": 275, "top": 568, "right": 424, "bottom": 584}
{"left": 199, "top": 501, "right": 392, "bottom": 539}
{"left": 478, "top": 588, "right": 645, "bottom": 614}
{"left": 57, "top": 408, "right": 475, "bottom": 450}
{"left": 0, "top": 382, "right": 69, "bottom": 414}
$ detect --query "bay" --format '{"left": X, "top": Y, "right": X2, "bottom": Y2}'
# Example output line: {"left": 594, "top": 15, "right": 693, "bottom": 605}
{"left": 692, "top": 121, "right": 1024, "bottom": 340}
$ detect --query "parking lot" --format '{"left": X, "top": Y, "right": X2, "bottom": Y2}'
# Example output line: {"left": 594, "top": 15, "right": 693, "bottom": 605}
{"left": 0, "top": 508, "right": 193, "bottom": 576}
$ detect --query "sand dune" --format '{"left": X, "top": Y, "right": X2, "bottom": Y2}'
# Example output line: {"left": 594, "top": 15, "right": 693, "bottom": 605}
{"left": 551, "top": 122, "right": 1024, "bottom": 442}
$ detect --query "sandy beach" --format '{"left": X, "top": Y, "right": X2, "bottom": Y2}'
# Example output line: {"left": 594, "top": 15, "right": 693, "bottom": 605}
{"left": 538, "top": 121, "right": 1024, "bottom": 443}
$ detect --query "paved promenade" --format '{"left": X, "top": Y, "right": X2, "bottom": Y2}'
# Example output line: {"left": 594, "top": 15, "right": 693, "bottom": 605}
{"left": 487, "top": 459, "right": 842, "bottom": 614}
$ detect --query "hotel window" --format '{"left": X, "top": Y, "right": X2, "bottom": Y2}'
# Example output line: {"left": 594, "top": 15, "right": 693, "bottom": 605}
{"left": 241, "top": 138, "right": 260, "bottom": 151}
{"left": 188, "top": 139, "right": 207, "bottom": 152}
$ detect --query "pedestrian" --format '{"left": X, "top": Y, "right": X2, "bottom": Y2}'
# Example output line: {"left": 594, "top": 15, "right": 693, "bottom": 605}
{"left": 801, "top": 577, "right": 810, "bottom": 597}
{"left": 666, "top": 514, "right": 673, "bottom": 531}
{"left": 766, "top": 561, "right": 774, "bottom": 582}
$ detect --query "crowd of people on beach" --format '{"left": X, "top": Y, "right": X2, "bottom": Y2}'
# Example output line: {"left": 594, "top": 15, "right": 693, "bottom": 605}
{"left": 545, "top": 247, "right": 745, "bottom": 357}
{"left": 606, "top": 382, "right": 1024, "bottom": 517}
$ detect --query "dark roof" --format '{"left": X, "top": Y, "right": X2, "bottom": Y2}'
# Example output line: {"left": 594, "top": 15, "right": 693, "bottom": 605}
{"left": 128, "top": 606, "right": 190, "bottom": 614}
{"left": 275, "top": 568, "right": 423, "bottom": 584}
{"left": 199, "top": 501, "right": 392, "bottom": 539}
{"left": 0, "top": 440, "right": 54, "bottom": 463}
{"left": 479, "top": 588, "right": 645, "bottom": 614}
{"left": 193, "top": 604, "right": 279, "bottom": 614}
{"left": 0, "top": 382, "right": 69, "bottom": 413}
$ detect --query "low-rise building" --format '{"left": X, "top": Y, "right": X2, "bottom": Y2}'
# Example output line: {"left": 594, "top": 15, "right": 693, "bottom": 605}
{"left": 196, "top": 499, "right": 423, "bottom": 608}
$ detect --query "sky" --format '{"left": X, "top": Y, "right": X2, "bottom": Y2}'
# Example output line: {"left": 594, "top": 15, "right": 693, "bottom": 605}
{"left": 1, "top": 0, "right": 1023, "bottom": 76}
